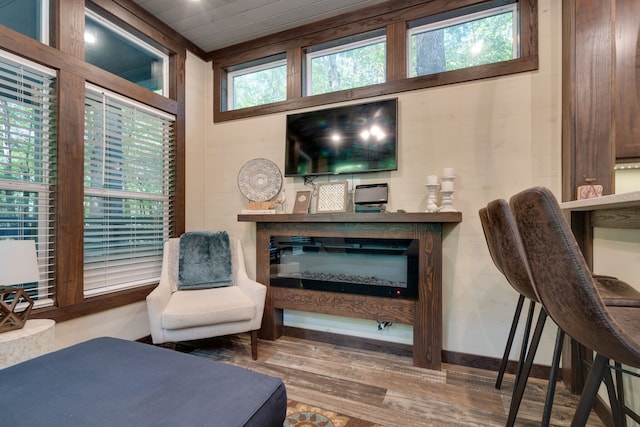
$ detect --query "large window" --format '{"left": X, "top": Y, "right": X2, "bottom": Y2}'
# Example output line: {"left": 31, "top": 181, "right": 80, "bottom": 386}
{"left": 226, "top": 55, "right": 287, "bottom": 111}
{"left": 214, "top": 0, "right": 536, "bottom": 122}
{"left": 0, "top": 0, "right": 50, "bottom": 44}
{"left": 83, "top": 86, "right": 174, "bottom": 296}
{"left": 0, "top": 51, "right": 56, "bottom": 306}
{"left": 85, "top": 9, "right": 168, "bottom": 95}
{"left": 408, "top": 3, "right": 518, "bottom": 77}
{"left": 306, "top": 31, "right": 386, "bottom": 96}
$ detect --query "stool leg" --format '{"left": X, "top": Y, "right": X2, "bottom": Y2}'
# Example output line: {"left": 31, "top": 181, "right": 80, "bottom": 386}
{"left": 614, "top": 362, "right": 628, "bottom": 427}
{"left": 506, "top": 308, "right": 546, "bottom": 427}
{"left": 541, "top": 327, "right": 564, "bottom": 427}
{"left": 514, "top": 300, "right": 537, "bottom": 390}
{"left": 603, "top": 363, "right": 625, "bottom": 427}
{"left": 571, "top": 353, "right": 608, "bottom": 427}
{"left": 496, "top": 294, "right": 526, "bottom": 389}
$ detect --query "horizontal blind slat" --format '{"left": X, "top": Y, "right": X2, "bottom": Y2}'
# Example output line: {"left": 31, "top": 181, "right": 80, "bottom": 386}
{"left": 83, "top": 86, "right": 174, "bottom": 293}
{"left": 0, "top": 52, "right": 56, "bottom": 305}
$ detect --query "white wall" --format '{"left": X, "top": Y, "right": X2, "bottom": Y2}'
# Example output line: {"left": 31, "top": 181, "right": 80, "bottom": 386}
{"left": 53, "top": 1, "right": 563, "bottom": 365}
{"left": 53, "top": 302, "right": 149, "bottom": 350}
{"left": 194, "top": 0, "right": 563, "bottom": 364}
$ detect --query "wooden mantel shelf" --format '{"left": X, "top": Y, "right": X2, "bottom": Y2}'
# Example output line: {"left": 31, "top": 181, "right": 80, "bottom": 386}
{"left": 238, "top": 211, "right": 462, "bottom": 224}
{"left": 238, "top": 211, "right": 462, "bottom": 370}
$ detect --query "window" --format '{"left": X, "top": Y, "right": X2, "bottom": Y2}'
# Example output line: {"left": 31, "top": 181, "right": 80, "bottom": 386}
{"left": 214, "top": 1, "right": 536, "bottom": 122}
{"left": 306, "top": 31, "right": 386, "bottom": 96}
{"left": 85, "top": 9, "right": 168, "bottom": 95}
{"left": 83, "top": 86, "right": 174, "bottom": 296}
{"left": 0, "top": 51, "right": 56, "bottom": 307}
{"left": 227, "top": 55, "right": 287, "bottom": 110}
{"left": 408, "top": 3, "right": 518, "bottom": 77}
{"left": 0, "top": 0, "right": 50, "bottom": 44}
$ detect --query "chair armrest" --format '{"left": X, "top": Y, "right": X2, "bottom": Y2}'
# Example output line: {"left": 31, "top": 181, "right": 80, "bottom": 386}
{"left": 237, "top": 276, "right": 267, "bottom": 330}
{"left": 234, "top": 240, "right": 267, "bottom": 327}
{"left": 146, "top": 280, "right": 172, "bottom": 344}
{"left": 146, "top": 240, "right": 177, "bottom": 343}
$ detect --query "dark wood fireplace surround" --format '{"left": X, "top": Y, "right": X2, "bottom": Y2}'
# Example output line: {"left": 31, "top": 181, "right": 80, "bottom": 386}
{"left": 238, "top": 212, "right": 462, "bottom": 370}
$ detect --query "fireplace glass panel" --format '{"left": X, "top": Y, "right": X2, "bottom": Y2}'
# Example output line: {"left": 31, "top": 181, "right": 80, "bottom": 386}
{"left": 270, "top": 236, "right": 418, "bottom": 299}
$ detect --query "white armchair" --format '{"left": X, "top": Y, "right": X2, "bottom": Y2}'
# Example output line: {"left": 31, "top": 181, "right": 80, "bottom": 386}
{"left": 146, "top": 236, "right": 266, "bottom": 359}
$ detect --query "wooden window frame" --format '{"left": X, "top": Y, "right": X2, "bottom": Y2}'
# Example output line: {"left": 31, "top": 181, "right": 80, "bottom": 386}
{"left": 211, "top": 0, "right": 538, "bottom": 123}
{"left": 0, "top": 0, "right": 187, "bottom": 323}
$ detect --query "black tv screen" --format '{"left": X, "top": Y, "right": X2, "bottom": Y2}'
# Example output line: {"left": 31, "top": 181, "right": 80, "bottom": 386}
{"left": 285, "top": 98, "right": 398, "bottom": 177}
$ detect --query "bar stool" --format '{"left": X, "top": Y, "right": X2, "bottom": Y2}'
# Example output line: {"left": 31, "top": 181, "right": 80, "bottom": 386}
{"left": 481, "top": 199, "right": 640, "bottom": 426}
{"left": 482, "top": 201, "right": 561, "bottom": 426}
{"left": 479, "top": 207, "right": 538, "bottom": 391}
{"left": 510, "top": 186, "right": 640, "bottom": 427}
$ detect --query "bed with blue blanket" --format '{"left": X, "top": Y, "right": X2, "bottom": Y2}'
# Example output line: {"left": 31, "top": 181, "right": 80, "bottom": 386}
{"left": 0, "top": 337, "right": 286, "bottom": 426}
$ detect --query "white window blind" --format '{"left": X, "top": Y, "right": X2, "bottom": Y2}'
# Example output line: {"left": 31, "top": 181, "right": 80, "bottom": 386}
{"left": 0, "top": 50, "right": 56, "bottom": 307}
{"left": 83, "top": 86, "right": 174, "bottom": 295}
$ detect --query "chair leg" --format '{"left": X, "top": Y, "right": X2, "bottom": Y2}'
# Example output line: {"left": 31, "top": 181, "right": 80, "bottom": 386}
{"left": 514, "top": 300, "right": 537, "bottom": 390}
{"left": 541, "top": 327, "right": 564, "bottom": 427}
{"left": 496, "top": 294, "right": 526, "bottom": 389}
{"left": 506, "top": 308, "right": 546, "bottom": 427}
{"left": 250, "top": 330, "right": 258, "bottom": 360}
{"left": 571, "top": 353, "right": 609, "bottom": 427}
{"left": 614, "top": 361, "right": 628, "bottom": 427}
{"left": 603, "top": 362, "right": 625, "bottom": 427}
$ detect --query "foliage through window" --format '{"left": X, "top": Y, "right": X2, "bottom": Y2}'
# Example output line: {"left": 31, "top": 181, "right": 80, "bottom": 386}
{"left": 85, "top": 9, "right": 168, "bottom": 95}
{"left": 216, "top": 1, "right": 534, "bottom": 122}
{"left": 227, "top": 57, "right": 286, "bottom": 110}
{"left": 306, "top": 32, "right": 386, "bottom": 96}
{"left": 0, "top": 51, "right": 55, "bottom": 306}
{"left": 408, "top": 3, "right": 518, "bottom": 78}
{"left": 83, "top": 86, "right": 174, "bottom": 295}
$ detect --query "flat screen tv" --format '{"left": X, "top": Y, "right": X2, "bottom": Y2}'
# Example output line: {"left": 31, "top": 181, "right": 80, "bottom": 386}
{"left": 285, "top": 98, "right": 398, "bottom": 177}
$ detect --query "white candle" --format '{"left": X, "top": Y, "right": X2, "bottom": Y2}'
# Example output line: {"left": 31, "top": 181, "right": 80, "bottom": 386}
{"left": 441, "top": 180, "right": 454, "bottom": 191}
{"left": 426, "top": 175, "right": 438, "bottom": 185}
{"left": 442, "top": 167, "right": 454, "bottom": 177}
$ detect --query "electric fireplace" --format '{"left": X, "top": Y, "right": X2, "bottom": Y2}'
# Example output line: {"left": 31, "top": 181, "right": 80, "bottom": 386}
{"left": 269, "top": 236, "right": 418, "bottom": 299}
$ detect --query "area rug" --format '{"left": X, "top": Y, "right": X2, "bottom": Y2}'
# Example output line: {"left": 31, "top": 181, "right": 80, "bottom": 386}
{"left": 285, "top": 400, "right": 381, "bottom": 427}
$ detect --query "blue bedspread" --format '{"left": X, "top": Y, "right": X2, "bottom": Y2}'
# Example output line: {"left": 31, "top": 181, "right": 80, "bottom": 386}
{"left": 0, "top": 337, "right": 286, "bottom": 426}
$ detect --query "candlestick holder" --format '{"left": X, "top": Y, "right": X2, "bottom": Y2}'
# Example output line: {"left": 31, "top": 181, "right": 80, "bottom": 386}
{"left": 425, "top": 183, "right": 440, "bottom": 212}
{"left": 439, "top": 174, "right": 457, "bottom": 212}
{"left": 439, "top": 189, "right": 457, "bottom": 212}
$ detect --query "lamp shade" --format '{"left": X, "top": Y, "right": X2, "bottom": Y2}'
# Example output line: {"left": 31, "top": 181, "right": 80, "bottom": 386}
{"left": 0, "top": 240, "right": 40, "bottom": 287}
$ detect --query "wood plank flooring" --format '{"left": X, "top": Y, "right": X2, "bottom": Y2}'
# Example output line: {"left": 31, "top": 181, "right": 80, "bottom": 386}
{"left": 176, "top": 334, "right": 606, "bottom": 427}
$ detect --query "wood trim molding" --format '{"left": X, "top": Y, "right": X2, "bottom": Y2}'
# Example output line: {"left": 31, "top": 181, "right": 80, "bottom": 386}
{"left": 208, "top": 0, "right": 495, "bottom": 61}
{"left": 55, "top": 70, "right": 86, "bottom": 307}
{"left": 0, "top": 0, "right": 187, "bottom": 322}
{"left": 30, "top": 285, "right": 156, "bottom": 323}
{"left": 284, "top": 326, "right": 556, "bottom": 380}
{"left": 90, "top": 0, "right": 206, "bottom": 59}
{"left": 211, "top": 0, "right": 538, "bottom": 123}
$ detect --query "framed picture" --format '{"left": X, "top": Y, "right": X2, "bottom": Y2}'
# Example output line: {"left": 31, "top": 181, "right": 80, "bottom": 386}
{"left": 292, "top": 190, "right": 312, "bottom": 214}
{"left": 316, "top": 181, "right": 348, "bottom": 213}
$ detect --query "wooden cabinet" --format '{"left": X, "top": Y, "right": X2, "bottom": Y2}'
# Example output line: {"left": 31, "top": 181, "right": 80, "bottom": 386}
{"left": 238, "top": 212, "right": 462, "bottom": 370}
{"left": 563, "top": 0, "right": 640, "bottom": 201}
{"left": 614, "top": 0, "right": 640, "bottom": 161}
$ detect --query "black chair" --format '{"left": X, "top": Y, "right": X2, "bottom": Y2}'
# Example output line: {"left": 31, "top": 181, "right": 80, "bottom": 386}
{"left": 510, "top": 186, "right": 640, "bottom": 427}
